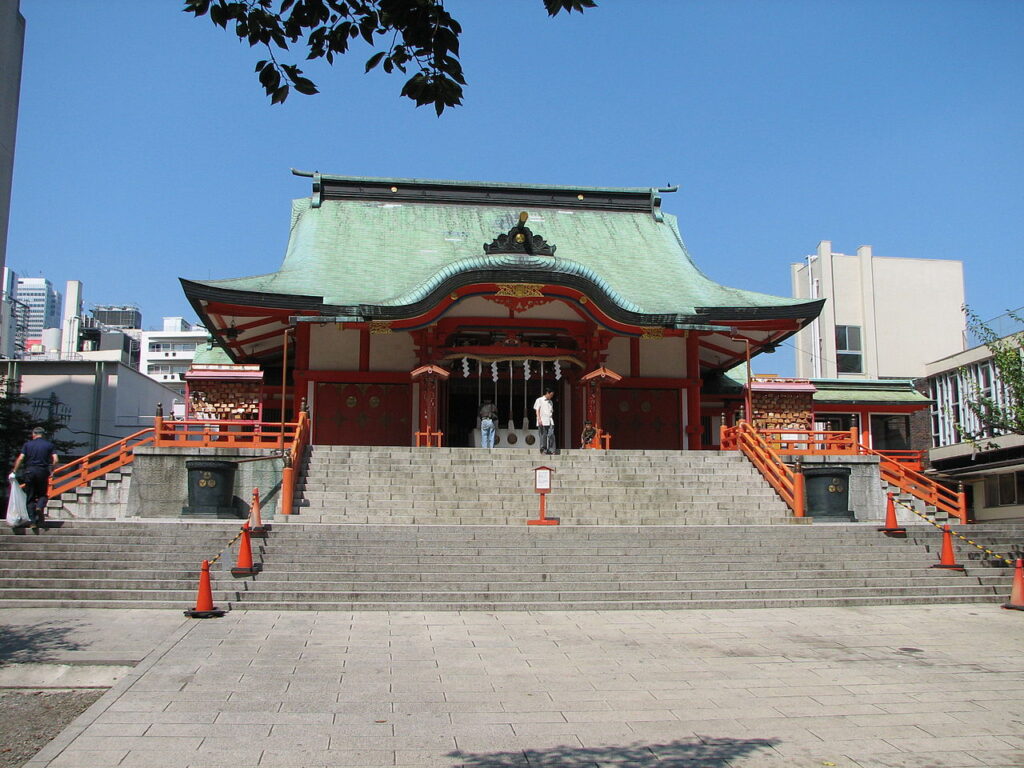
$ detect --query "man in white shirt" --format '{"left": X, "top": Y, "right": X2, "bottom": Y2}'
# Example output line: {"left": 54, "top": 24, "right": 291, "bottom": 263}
{"left": 533, "top": 387, "right": 556, "bottom": 455}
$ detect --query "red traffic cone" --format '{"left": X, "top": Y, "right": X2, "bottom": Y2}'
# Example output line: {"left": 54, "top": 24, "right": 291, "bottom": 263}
{"left": 184, "top": 560, "right": 225, "bottom": 618}
{"left": 878, "top": 492, "right": 907, "bottom": 537}
{"left": 248, "top": 488, "right": 270, "bottom": 538}
{"left": 231, "top": 523, "right": 262, "bottom": 577}
{"left": 931, "top": 525, "right": 965, "bottom": 572}
{"left": 1002, "top": 558, "right": 1024, "bottom": 611}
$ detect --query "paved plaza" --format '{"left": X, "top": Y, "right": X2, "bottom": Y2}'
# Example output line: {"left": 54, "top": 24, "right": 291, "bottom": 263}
{"left": 3, "top": 605, "right": 1022, "bottom": 768}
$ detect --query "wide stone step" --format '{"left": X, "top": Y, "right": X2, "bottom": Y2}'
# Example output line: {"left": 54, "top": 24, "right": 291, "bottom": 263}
{"left": 0, "top": 518, "right": 1016, "bottom": 612}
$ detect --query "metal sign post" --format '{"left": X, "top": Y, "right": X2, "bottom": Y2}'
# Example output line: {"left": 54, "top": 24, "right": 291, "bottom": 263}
{"left": 528, "top": 465, "right": 558, "bottom": 525}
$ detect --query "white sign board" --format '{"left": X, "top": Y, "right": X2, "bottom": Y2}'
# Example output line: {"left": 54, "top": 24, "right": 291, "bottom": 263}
{"left": 535, "top": 468, "right": 552, "bottom": 492}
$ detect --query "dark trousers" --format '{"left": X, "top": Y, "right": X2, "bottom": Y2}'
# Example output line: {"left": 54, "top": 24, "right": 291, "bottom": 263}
{"left": 22, "top": 468, "right": 50, "bottom": 524}
{"left": 538, "top": 425, "right": 556, "bottom": 454}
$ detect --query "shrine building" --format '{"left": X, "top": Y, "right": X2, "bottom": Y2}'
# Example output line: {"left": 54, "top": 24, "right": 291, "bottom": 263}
{"left": 180, "top": 172, "right": 826, "bottom": 451}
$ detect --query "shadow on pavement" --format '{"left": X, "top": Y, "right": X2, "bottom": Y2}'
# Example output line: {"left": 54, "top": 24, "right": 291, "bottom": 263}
{"left": 450, "top": 736, "right": 780, "bottom": 766}
{"left": 0, "top": 620, "right": 85, "bottom": 664}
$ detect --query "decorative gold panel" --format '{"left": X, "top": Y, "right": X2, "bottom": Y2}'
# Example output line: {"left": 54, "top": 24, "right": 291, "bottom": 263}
{"left": 495, "top": 283, "right": 545, "bottom": 299}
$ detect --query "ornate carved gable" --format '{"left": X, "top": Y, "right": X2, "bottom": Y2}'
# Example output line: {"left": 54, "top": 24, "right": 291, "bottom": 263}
{"left": 483, "top": 212, "right": 556, "bottom": 256}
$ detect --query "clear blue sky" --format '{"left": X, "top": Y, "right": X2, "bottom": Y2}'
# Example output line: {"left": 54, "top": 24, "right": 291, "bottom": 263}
{"left": 7, "top": 0, "right": 1023, "bottom": 374}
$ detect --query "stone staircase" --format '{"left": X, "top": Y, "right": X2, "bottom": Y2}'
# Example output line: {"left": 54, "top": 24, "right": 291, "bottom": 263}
{"left": 47, "top": 466, "right": 133, "bottom": 520}
{"left": 0, "top": 520, "right": 1018, "bottom": 611}
{"left": 283, "top": 446, "right": 801, "bottom": 525}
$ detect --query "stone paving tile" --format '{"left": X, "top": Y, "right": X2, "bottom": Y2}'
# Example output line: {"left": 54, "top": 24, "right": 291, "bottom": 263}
{"left": 22, "top": 605, "right": 1024, "bottom": 768}
{"left": 848, "top": 752, "right": 988, "bottom": 767}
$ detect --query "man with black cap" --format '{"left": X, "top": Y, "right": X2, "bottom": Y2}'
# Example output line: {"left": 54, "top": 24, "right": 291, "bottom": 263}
{"left": 12, "top": 427, "right": 59, "bottom": 530}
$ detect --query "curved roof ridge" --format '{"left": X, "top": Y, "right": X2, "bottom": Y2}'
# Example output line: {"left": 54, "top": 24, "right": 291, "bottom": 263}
{"left": 379, "top": 254, "right": 643, "bottom": 313}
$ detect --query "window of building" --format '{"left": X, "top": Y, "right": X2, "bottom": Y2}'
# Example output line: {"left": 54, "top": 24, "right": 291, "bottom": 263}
{"left": 928, "top": 359, "right": 1009, "bottom": 448}
{"left": 870, "top": 414, "right": 910, "bottom": 450}
{"left": 984, "top": 471, "right": 1024, "bottom": 507}
{"left": 835, "top": 325, "right": 862, "bottom": 373}
{"left": 149, "top": 342, "right": 199, "bottom": 352}
{"left": 815, "top": 413, "right": 859, "bottom": 432}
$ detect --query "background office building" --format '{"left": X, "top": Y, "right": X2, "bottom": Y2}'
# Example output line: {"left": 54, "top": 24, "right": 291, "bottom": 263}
{"left": 139, "top": 316, "right": 207, "bottom": 398}
{"left": 13, "top": 275, "right": 62, "bottom": 345}
{"left": 791, "top": 241, "right": 965, "bottom": 380}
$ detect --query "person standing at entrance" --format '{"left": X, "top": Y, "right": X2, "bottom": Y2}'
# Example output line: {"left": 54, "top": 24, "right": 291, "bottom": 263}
{"left": 479, "top": 399, "right": 498, "bottom": 448}
{"left": 11, "top": 427, "right": 59, "bottom": 530}
{"left": 534, "top": 387, "right": 556, "bottom": 455}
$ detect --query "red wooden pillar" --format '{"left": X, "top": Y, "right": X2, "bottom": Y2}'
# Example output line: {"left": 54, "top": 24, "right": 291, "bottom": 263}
{"left": 580, "top": 365, "right": 622, "bottom": 445}
{"left": 685, "top": 332, "right": 703, "bottom": 450}
{"left": 411, "top": 364, "right": 450, "bottom": 446}
{"left": 358, "top": 328, "right": 370, "bottom": 372}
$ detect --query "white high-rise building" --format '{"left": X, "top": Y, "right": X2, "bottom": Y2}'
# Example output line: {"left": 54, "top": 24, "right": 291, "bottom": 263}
{"left": 791, "top": 241, "right": 966, "bottom": 380}
{"left": 139, "top": 317, "right": 207, "bottom": 397}
{"left": 14, "top": 275, "right": 62, "bottom": 344}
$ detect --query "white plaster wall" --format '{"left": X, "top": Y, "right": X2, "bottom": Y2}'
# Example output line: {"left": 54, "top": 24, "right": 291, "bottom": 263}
{"left": 873, "top": 258, "right": 964, "bottom": 378}
{"left": 444, "top": 297, "right": 508, "bottom": 318}
{"left": 11, "top": 362, "right": 178, "bottom": 455}
{"left": 308, "top": 326, "right": 360, "bottom": 370}
{"left": 517, "top": 300, "right": 584, "bottom": 322}
{"left": 830, "top": 255, "right": 864, "bottom": 326}
{"left": 639, "top": 336, "right": 685, "bottom": 377}
{"left": 605, "top": 337, "right": 629, "bottom": 375}
{"left": 370, "top": 331, "right": 416, "bottom": 371}
{"left": 791, "top": 260, "right": 816, "bottom": 378}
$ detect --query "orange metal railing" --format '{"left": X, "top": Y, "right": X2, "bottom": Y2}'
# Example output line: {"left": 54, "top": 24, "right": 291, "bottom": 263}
{"left": 153, "top": 416, "right": 302, "bottom": 449}
{"left": 721, "top": 424, "right": 965, "bottom": 523}
{"left": 758, "top": 428, "right": 860, "bottom": 455}
{"left": 415, "top": 429, "right": 444, "bottom": 447}
{"left": 49, "top": 428, "right": 156, "bottom": 499}
{"left": 720, "top": 421, "right": 805, "bottom": 517}
{"left": 279, "top": 411, "right": 310, "bottom": 516}
{"left": 862, "top": 445, "right": 966, "bottom": 523}
{"left": 49, "top": 414, "right": 311, "bottom": 510}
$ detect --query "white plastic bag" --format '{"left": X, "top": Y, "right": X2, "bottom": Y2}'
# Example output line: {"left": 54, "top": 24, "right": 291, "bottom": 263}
{"left": 6, "top": 474, "right": 31, "bottom": 528}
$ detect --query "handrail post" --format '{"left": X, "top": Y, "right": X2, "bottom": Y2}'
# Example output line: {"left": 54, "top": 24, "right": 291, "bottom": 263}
{"left": 850, "top": 426, "right": 859, "bottom": 453}
{"left": 957, "top": 482, "right": 968, "bottom": 523}
{"left": 281, "top": 464, "right": 295, "bottom": 515}
{"left": 793, "top": 459, "right": 805, "bottom": 518}
{"left": 153, "top": 415, "right": 164, "bottom": 447}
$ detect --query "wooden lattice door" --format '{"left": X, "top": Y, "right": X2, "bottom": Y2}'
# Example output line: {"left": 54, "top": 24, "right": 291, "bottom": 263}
{"left": 314, "top": 382, "right": 411, "bottom": 446}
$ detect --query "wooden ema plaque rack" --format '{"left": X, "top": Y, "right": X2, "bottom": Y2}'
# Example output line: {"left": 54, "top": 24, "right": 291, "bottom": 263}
{"left": 185, "top": 364, "right": 264, "bottom": 421}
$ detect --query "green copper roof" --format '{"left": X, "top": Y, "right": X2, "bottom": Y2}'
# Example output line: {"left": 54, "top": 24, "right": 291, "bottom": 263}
{"left": 812, "top": 379, "right": 931, "bottom": 405}
{"left": 189, "top": 193, "right": 814, "bottom": 318}
{"left": 190, "top": 343, "right": 233, "bottom": 365}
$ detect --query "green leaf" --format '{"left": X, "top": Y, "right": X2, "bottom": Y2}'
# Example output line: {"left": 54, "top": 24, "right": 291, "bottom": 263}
{"left": 364, "top": 51, "right": 385, "bottom": 72}
{"left": 292, "top": 76, "right": 319, "bottom": 95}
{"left": 271, "top": 84, "right": 290, "bottom": 104}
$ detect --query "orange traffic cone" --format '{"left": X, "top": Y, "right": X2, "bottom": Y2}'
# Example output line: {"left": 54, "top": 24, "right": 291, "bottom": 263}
{"left": 931, "top": 525, "right": 965, "bottom": 572}
{"left": 184, "top": 560, "right": 225, "bottom": 618}
{"left": 877, "top": 492, "right": 907, "bottom": 537}
{"left": 230, "top": 523, "right": 262, "bottom": 577}
{"left": 1002, "top": 558, "right": 1024, "bottom": 611}
{"left": 248, "top": 488, "right": 270, "bottom": 538}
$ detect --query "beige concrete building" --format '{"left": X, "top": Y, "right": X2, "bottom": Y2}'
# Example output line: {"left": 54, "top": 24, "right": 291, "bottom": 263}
{"left": 925, "top": 317, "right": 1024, "bottom": 522}
{"left": 791, "top": 241, "right": 965, "bottom": 380}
